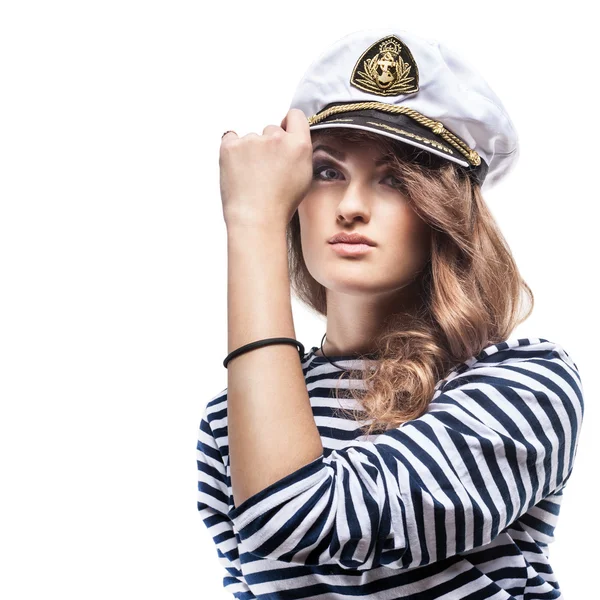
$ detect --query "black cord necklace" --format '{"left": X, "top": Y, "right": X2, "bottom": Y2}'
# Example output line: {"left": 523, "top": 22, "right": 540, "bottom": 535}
{"left": 319, "top": 332, "right": 349, "bottom": 371}
{"left": 319, "top": 332, "right": 379, "bottom": 371}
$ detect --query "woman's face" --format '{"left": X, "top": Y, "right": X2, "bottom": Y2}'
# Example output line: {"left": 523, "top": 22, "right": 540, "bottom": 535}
{"left": 297, "top": 134, "right": 432, "bottom": 297}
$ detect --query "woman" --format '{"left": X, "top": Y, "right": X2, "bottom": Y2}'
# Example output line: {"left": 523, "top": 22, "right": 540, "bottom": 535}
{"left": 197, "top": 28, "right": 584, "bottom": 599}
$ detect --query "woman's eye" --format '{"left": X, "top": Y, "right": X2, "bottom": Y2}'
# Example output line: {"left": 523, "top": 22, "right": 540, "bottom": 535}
{"left": 312, "top": 164, "right": 404, "bottom": 189}
{"left": 312, "top": 164, "right": 340, "bottom": 181}
{"left": 383, "top": 174, "right": 404, "bottom": 189}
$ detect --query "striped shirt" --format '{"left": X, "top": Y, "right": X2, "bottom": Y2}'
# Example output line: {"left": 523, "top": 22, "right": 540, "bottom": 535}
{"left": 196, "top": 337, "right": 584, "bottom": 599}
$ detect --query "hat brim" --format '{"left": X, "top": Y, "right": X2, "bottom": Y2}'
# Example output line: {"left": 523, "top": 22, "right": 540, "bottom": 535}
{"left": 308, "top": 106, "right": 488, "bottom": 185}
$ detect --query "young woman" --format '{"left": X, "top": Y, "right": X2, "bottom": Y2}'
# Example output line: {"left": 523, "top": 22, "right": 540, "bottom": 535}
{"left": 197, "top": 29, "right": 584, "bottom": 599}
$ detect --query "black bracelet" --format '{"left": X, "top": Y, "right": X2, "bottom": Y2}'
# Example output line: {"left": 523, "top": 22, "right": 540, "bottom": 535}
{"left": 223, "top": 337, "right": 306, "bottom": 368}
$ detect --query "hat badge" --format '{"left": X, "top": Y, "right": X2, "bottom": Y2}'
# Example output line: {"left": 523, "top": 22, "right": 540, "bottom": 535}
{"left": 350, "top": 35, "right": 420, "bottom": 97}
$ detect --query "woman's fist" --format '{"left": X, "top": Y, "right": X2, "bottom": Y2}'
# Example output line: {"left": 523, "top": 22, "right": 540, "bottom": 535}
{"left": 219, "top": 108, "right": 313, "bottom": 230}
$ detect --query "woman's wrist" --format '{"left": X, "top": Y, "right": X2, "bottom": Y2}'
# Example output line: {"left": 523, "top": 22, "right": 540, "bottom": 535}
{"left": 225, "top": 217, "right": 288, "bottom": 243}
{"left": 224, "top": 206, "right": 289, "bottom": 237}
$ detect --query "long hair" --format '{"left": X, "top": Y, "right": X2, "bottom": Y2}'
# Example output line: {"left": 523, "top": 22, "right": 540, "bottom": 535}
{"left": 286, "top": 127, "right": 534, "bottom": 437}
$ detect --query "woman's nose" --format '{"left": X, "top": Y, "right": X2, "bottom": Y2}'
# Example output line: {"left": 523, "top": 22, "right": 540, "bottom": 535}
{"left": 336, "top": 182, "right": 373, "bottom": 220}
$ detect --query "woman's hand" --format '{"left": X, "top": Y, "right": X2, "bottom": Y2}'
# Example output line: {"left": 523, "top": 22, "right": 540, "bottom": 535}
{"left": 219, "top": 108, "right": 313, "bottom": 231}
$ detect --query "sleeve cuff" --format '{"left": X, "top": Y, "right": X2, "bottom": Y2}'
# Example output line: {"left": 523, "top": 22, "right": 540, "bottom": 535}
{"left": 226, "top": 453, "right": 326, "bottom": 529}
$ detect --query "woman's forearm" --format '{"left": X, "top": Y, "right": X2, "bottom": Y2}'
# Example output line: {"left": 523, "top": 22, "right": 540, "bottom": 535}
{"left": 226, "top": 222, "right": 324, "bottom": 509}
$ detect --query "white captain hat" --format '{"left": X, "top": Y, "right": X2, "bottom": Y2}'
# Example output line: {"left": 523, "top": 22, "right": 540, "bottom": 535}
{"left": 289, "top": 28, "right": 520, "bottom": 189}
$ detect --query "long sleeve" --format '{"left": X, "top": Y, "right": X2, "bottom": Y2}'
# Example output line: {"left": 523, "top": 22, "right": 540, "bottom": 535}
{"left": 226, "top": 341, "right": 584, "bottom": 571}
{"left": 196, "top": 396, "right": 253, "bottom": 599}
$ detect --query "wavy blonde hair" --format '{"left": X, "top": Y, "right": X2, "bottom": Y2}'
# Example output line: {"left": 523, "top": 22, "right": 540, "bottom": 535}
{"left": 286, "top": 127, "right": 534, "bottom": 437}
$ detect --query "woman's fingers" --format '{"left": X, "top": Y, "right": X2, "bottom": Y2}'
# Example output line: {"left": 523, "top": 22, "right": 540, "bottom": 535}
{"left": 224, "top": 108, "right": 308, "bottom": 142}
{"left": 221, "top": 130, "right": 238, "bottom": 143}
{"left": 262, "top": 124, "right": 283, "bottom": 136}
{"left": 281, "top": 108, "right": 309, "bottom": 138}
{"left": 218, "top": 108, "right": 313, "bottom": 230}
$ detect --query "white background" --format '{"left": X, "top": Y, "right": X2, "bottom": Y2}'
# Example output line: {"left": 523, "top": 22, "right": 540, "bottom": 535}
{"left": 1, "top": 1, "right": 596, "bottom": 598}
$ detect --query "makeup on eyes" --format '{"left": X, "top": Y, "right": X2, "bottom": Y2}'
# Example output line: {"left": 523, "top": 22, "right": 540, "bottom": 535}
{"left": 312, "top": 157, "right": 403, "bottom": 189}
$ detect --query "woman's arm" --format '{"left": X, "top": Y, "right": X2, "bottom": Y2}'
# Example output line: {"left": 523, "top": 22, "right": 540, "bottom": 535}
{"left": 226, "top": 223, "right": 323, "bottom": 508}
{"left": 220, "top": 109, "right": 323, "bottom": 509}
{"left": 225, "top": 341, "right": 584, "bottom": 570}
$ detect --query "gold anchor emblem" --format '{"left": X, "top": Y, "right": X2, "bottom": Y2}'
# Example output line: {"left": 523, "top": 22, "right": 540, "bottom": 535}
{"left": 350, "top": 35, "right": 419, "bottom": 97}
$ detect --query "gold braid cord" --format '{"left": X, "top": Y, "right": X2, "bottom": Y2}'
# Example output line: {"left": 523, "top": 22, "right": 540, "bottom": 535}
{"left": 307, "top": 102, "right": 481, "bottom": 167}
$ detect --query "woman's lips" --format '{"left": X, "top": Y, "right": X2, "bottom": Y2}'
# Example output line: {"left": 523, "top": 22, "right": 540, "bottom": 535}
{"left": 329, "top": 243, "right": 374, "bottom": 256}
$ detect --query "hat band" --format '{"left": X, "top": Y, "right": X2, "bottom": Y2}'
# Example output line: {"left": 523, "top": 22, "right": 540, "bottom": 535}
{"left": 308, "top": 101, "right": 481, "bottom": 167}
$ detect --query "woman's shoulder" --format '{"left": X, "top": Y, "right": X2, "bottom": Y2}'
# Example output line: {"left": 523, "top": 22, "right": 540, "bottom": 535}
{"left": 435, "top": 335, "right": 582, "bottom": 398}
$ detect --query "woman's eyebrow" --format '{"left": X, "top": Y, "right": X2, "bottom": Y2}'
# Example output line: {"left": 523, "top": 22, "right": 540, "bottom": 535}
{"left": 312, "top": 144, "right": 390, "bottom": 166}
{"left": 312, "top": 144, "right": 346, "bottom": 161}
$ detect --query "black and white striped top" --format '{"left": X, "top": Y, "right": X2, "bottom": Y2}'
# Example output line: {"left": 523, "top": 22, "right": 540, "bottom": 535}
{"left": 197, "top": 337, "right": 584, "bottom": 599}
